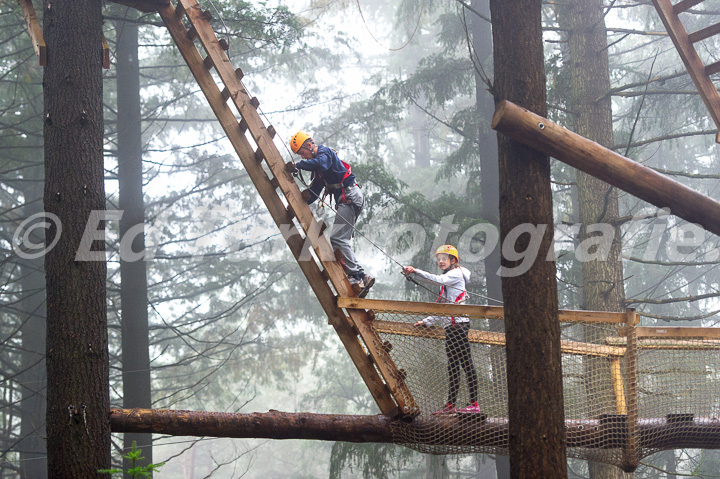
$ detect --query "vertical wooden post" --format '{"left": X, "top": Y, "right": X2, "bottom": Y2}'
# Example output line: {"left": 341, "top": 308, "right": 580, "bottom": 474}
{"left": 610, "top": 358, "right": 627, "bottom": 415}
{"left": 622, "top": 308, "right": 639, "bottom": 472}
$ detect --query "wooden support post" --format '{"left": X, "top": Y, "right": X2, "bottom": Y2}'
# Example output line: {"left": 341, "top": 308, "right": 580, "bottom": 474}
{"left": 17, "top": 0, "right": 46, "bottom": 66}
{"left": 622, "top": 308, "right": 639, "bottom": 472}
{"left": 491, "top": 100, "right": 720, "bottom": 237}
{"left": 610, "top": 358, "right": 627, "bottom": 415}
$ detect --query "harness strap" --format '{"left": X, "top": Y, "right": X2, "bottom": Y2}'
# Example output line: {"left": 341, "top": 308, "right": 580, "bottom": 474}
{"left": 436, "top": 282, "right": 467, "bottom": 325}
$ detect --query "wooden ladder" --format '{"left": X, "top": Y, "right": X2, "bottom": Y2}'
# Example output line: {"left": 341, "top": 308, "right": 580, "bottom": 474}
{"left": 652, "top": 0, "right": 720, "bottom": 143}
{"left": 157, "top": 0, "right": 418, "bottom": 418}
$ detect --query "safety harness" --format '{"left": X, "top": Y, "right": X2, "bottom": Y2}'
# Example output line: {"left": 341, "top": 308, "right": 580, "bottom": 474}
{"left": 435, "top": 265, "right": 467, "bottom": 325}
{"left": 313, "top": 159, "right": 354, "bottom": 205}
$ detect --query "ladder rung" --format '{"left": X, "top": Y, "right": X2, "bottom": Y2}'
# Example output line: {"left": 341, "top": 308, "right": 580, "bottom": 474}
{"left": 254, "top": 148, "right": 265, "bottom": 162}
{"left": 187, "top": 25, "right": 198, "bottom": 41}
{"left": 270, "top": 177, "right": 280, "bottom": 190}
{"left": 203, "top": 55, "right": 214, "bottom": 70}
{"left": 221, "top": 87, "right": 231, "bottom": 101}
{"left": 235, "top": 67, "right": 244, "bottom": 80}
{"left": 202, "top": 9, "right": 212, "bottom": 21}
{"left": 688, "top": 22, "right": 720, "bottom": 43}
{"left": 705, "top": 60, "right": 720, "bottom": 76}
{"left": 286, "top": 203, "right": 297, "bottom": 219}
{"left": 267, "top": 125, "right": 276, "bottom": 139}
{"left": 219, "top": 38, "right": 229, "bottom": 51}
{"left": 238, "top": 118, "right": 248, "bottom": 133}
{"left": 174, "top": 0, "right": 185, "bottom": 20}
{"left": 250, "top": 97, "right": 260, "bottom": 109}
{"left": 674, "top": 0, "right": 704, "bottom": 14}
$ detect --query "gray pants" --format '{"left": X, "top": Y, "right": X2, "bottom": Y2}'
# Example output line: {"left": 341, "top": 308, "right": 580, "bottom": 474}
{"left": 330, "top": 185, "right": 364, "bottom": 279}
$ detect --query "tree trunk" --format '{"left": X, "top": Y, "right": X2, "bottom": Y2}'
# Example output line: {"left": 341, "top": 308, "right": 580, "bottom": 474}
{"left": 116, "top": 10, "right": 153, "bottom": 470}
{"left": 489, "top": 0, "right": 567, "bottom": 477}
{"left": 556, "top": 1, "right": 630, "bottom": 477}
{"left": 43, "top": 0, "right": 110, "bottom": 477}
{"left": 19, "top": 166, "right": 48, "bottom": 479}
{"left": 470, "top": 2, "right": 508, "bottom": 477}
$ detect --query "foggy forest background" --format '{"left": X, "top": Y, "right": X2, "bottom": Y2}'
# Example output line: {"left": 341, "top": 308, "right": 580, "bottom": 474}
{"left": 3, "top": 0, "right": 720, "bottom": 477}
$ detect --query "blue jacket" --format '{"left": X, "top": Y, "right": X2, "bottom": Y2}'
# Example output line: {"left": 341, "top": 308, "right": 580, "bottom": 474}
{"left": 296, "top": 145, "right": 356, "bottom": 204}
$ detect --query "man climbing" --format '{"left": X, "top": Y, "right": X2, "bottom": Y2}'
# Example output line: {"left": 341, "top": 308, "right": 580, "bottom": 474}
{"left": 286, "top": 130, "right": 374, "bottom": 297}
{"left": 403, "top": 245, "right": 481, "bottom": 415}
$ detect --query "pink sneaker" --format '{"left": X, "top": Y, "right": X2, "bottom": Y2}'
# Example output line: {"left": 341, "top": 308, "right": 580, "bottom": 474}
{"left": 457, "top": 402, "right": 482, "bottom": 413}
{"left": 432, "top": 403, "right": 456, "bottom": 415}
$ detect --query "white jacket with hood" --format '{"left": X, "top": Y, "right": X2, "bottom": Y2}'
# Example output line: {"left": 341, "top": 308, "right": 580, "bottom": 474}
{"left": 409, "top": 265, "right": 471, "bottom": 328}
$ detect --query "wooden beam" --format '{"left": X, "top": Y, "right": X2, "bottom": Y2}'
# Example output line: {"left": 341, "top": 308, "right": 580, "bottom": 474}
{"left": 636, "top": 326, "right": 720, "bottom": 339}
{"left": 111, "top": 408, "right": 395, "bottom": 442}
{"left": 338, "top": 297, "right": 629, "bottom": 324}
{"left": 491, "top": 100, "right": 720, "bottom": 238}
{"left": 608, "top": 338, "right": 720, "bottom": 350}
{"left": 17, "top": 0, "right": 45, "bottom": 66}
{"left": 372, "top": 320, "right": 626, "bottom": 357}
{"left": 340, "top": 297, "right": 504, "bottom": 319}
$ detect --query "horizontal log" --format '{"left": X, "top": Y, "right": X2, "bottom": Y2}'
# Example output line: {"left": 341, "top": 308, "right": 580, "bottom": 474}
{"left": 337, "top": 297, "right": 629, "bottom": 324}
{"left": 491, "top": 100, "right": 720, "bottom": 237}
{"left": 110, "top": 408, "right": 720, "bottom": 452}
{"left": 110, "top": 408, "right": 395, "bottom": 442}
{"left": 373, "top": 320, "right": 626, "bottom": 357}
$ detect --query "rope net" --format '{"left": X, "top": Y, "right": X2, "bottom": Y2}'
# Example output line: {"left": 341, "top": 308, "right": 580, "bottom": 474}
{"left": 366, "top": 307, "right": 720, "bottom": 468}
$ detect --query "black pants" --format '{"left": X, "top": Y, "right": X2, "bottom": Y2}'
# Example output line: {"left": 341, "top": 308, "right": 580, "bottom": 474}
{"left": 445, "top": 322, "right": 479, "bottom": 405}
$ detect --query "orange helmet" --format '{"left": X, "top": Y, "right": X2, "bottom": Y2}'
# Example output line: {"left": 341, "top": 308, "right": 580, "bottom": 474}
{"left": 290, "top": 130, "right": 312, "bottom": 154}
{"left": 435, "top": 244, "right": 459, "bottom": 262}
